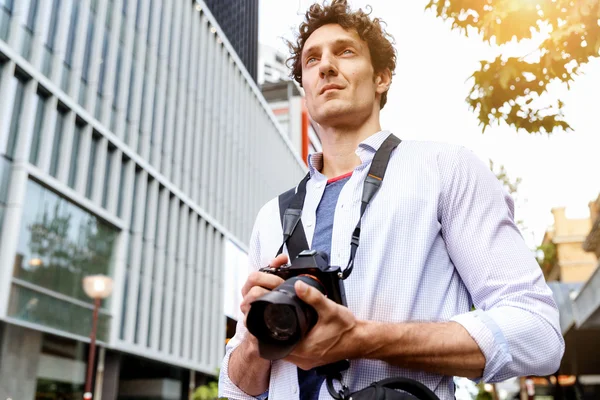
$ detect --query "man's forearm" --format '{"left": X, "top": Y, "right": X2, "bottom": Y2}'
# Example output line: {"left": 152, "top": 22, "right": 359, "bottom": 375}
{"left": 355, "top": 320, "right": 485, "bottom": 379}
{"left": 229, "top": 339, "right": 271, "bottom": 396}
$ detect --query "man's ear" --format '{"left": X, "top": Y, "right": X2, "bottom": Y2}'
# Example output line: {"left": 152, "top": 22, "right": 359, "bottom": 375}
{"left": 375, "top": 69, "right": 392, "bottom": 95}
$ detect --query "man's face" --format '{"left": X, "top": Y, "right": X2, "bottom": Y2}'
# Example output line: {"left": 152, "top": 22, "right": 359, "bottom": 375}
{"left": 301, "top": 24, "right": 384, "bottom": 126}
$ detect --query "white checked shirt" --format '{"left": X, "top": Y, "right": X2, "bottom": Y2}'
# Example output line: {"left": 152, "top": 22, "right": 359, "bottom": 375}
{"left": 219, "top": 130, "right": 564, "bottom": 400}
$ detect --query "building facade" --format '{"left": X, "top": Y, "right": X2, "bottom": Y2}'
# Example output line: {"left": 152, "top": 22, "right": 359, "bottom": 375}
{"left": 541, "top": 206, "right": 598, "bottom": 283}
{"left": 258, "top": 44, "right": 322, "bottom": 165}
{"left": 0, "top": 0, "right": 305, "bottom": 399}
{"left": 258, "top": 43, "right": 289, "bottom": 85}
{"left": 203, "top": 0, "right": 259, "bottom": 83}
{"left": 542, "top": 198, "right": 600, "bottom": 399}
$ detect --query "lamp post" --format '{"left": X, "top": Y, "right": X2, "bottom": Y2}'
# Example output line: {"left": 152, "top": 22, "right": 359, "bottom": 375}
{"left": 82, "top": 275, "right": 114, "bottom": 400}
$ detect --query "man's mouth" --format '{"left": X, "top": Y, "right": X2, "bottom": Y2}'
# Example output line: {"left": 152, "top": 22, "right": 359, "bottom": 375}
{"left": 320, "top": 84, "right": 344, "bottom": 95}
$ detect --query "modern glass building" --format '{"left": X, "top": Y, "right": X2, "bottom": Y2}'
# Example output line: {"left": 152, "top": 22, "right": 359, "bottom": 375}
{"left": 203, "top": 0, "right": 259, "bottom": 83}
{"left": 0, "top": 0, "right": 305, "bottom": 399}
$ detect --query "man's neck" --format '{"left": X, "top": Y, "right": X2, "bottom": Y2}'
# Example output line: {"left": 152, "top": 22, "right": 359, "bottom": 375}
{"left": 318, "top": 120, "right": 382, "bottom": 179}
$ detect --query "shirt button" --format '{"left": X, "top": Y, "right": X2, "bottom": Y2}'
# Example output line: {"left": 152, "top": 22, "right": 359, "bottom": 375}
{"left": 293, "top": 386, "right": 298, "bottom": 394}
{"left": 316, "top": 183, "right": 323, "bottom": 189}
{"left": 307, "top": 222, "right": 313, "bottom": 227}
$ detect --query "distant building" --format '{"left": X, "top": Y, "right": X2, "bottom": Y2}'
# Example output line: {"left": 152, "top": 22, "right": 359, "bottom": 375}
{"left": 258, "top": 44, "right": 322, "bottom": 163}
{"left": 543, "top": 196, "right": 600, "bottom": 398}
{"left": 258, "top": 43, "right": 290, "bottom": 85}
{"left": 540, "top": 205, "right": 598, "bottom": 283}
{"left": 261, "top": 79, "right": 322, "bottom": 165}
{"left": 203, "top": 0, "right": 259, "bottom": 82}
{"left": 583, "top": 194, "right": 600, "bottom": 258}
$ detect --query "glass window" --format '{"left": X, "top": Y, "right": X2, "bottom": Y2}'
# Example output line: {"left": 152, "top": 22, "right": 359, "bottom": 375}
{"left": 6, "top": 78, "right": 25, "bottom": 160}
{"left": 81, "top": 13, "right": 94, "bottom": 82}
{"left": 146, "top": 0, "right": 153, "bottom": 44}
{"left": 119, "top": 268, "right": 128, "bottom": 340}
{"left": 0, "top": 155, "right": 11, "bottom": 205}
{"left": 0, "top": 0, "right": 13, "bottom": 41}
{"left": 49, "top": 107, "right": 67, "bottom": 178}
{"left": 98, "top": 32, "right": 109, "bottom": 96}
{"left": 134, "top": 0, "right": 142, "bottom": 30}
{"left": 105, "top": 0, "right": 113, "bottom": 29}
{"left": 67, "top": 122, "right": 83, "bottom": 188}
{"left": 12, "top": 179, "right": 118, "bottom": 304}
{"left": 7, "top": 284, "right": 110, "bottom": 341}
{"left": 101, "top": 146, "right": 114, "bottom": 208}
{"left": 112, "top": 47, "right": 122, "bottom": 110}
{"left": 64, "top": 0, "right": 79, "bottom": 68}
{"left": 85, "top": 134, "right": 99, "bottom": 198}
{"left": 0, "top": 0, "right": 14, "bottom": 11}
{"left": 35, "top": 333, "right": 87, "bottom": 399}
{"left": 125, "top": 60, "right": 135, "bottom": 122}
{"left": 116, "top": 157, "right": 127, "bottom": 218}
{"left": 26, "top": 0, "right": 39, "bottom": 31}
{"left": 29, "top": 91, "right": 48, "bottom": 166}
{"left": 45, "top": 0, "right": 61, "bottom": 50}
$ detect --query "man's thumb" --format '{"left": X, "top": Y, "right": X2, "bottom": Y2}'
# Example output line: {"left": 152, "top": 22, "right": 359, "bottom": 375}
{"left": 294, "top": 280, "right": 325, "bottom": 308}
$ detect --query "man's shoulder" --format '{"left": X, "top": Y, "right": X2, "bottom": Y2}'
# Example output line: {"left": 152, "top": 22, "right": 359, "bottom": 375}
{"left": 399, "top": 139, "right": 465, "bottom": 154}
{"left": 255, "top": 195, "right": 281, "bottom": 224}
{"left": 396, "top": 139, "right": 469, "bottom": 167}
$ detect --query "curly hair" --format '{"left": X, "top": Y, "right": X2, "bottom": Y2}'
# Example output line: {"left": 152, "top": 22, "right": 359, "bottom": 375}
{"left": 287, "top": 0, "right": 396, "bottom": 109}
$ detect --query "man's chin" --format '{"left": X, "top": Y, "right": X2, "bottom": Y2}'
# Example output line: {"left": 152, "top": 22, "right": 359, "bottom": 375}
{"left": 312, "top": 102, "right": 354, "bottom": 124}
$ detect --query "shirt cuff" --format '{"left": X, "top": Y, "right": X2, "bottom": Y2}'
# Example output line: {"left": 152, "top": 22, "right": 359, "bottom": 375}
{"left": 255, "top": 391, "right": 269, "bottom": 400}
{"left": 219, "top": 344, "right": 267, "bottom": 400}
{"left": 450, "top": 309, "right": 513, "bottom": 382}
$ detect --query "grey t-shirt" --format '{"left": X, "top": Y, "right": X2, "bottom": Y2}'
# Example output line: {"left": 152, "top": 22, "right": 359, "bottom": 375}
{"left": 298, "top": 173, "right": 352, "bottom": 400}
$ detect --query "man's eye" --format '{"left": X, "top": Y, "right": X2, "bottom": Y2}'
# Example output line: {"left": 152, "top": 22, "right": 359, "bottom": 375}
{"left": 343, "top": 49, "right": 354, "bottom": 55}
{"left": 306, "top": 57, "right": 317, "bottom": 64}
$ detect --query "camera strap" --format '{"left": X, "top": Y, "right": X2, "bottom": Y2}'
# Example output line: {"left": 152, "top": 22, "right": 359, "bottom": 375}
{"left": 277, "top": 133, "right": 401, "bottom": 279}
{"left": 276, "top": 172, "right": 311, "bottom": 260}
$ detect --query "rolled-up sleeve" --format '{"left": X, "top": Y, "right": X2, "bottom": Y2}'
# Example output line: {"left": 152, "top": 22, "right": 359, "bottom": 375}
{"left": 441, "top": 147, "right": 565, "bottom": 382}
{"left": 218, "top": 213, "right": 270, "bottom": 399}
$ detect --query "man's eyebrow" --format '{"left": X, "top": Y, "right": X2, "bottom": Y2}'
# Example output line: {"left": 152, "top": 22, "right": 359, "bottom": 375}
{"left": 302, "top": 38, "right": 360, "bottom": 59}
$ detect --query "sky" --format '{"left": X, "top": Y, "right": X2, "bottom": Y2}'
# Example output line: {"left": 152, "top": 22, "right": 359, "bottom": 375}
{"left": 257, "top": 0, "right": 600, "bottom": 251}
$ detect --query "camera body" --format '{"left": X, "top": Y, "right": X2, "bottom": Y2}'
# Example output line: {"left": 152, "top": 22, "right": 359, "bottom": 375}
{"left": 246, "top": 249, "right": 348, "bottom": 360}
{"left": 259, "top": 249, "right": 348, "bottom": 306}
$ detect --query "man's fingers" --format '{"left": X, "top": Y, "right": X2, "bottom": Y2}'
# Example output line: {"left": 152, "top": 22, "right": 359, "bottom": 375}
{"left": 294, "top": 280, "right": 328, "bottom": 311}
{"left": 269, "top": 253, "right": 289, "bottom": 268}
{"left": 240, "top": 286, "right": 271, "bottom": 315}
{"left": 241, "top": 270, "right": 285, "bottom": 297}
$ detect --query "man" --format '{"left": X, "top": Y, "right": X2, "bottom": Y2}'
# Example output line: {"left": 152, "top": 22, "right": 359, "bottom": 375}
{"left": 219, "top": 1, "right": 564, "bottom": 399}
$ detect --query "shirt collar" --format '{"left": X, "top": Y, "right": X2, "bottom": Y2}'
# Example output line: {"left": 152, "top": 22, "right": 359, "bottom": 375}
{"left": 306, "top": 130, "right": 393, "bottom": 177}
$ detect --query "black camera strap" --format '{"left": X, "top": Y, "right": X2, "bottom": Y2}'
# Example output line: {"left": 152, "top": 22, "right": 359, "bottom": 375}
{"left": 276, "top": 172, "right": 311, "bottom": 260}
{"left": 277, "top": 133, "right": 401, "bottom": 279}
{"left": 276, "top": 133, "right": 402, "bottom": 398}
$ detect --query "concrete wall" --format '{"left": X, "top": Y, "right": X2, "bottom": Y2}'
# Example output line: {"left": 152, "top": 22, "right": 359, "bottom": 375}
{"left": 0, "top": 323, "right": 42, "bottom": 400}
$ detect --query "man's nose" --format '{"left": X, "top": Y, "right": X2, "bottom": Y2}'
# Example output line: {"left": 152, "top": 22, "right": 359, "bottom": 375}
{"left": 319, "top": 54, "right": 338, "bottom": 78}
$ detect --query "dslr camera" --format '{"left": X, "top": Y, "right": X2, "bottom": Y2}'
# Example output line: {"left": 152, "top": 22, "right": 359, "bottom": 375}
{"left": 246, "top": 249, "right": 348, "bottom": 360}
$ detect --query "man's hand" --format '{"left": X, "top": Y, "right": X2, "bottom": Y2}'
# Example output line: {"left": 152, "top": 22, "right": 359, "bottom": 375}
{"left": 228, "top": 254, "right": 288, "bottom": 396}
{"left": 239, "top": 253, "right": 288, "bottom": 324}
{"left": 283, "top": 280, "right": 364, "bottom": 370}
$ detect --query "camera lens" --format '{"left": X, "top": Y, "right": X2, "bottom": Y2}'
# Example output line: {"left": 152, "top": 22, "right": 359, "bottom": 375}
{"left": 263, "top": 303, "right": 298, "bottom": 341}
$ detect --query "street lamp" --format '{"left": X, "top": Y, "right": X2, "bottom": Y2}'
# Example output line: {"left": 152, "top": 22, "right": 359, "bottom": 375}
{"left": 82, "top": 275, "right": 114, "bottom": 400}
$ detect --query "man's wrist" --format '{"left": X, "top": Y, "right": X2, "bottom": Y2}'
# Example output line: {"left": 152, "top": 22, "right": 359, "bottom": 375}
{"left": 350, "top": 319, "right": 380, "bottom": 359}
{"left": 229, "top": 337, "right": 271, "bottom": 396}
{"left": 350, "top": 319, "right": 408, "bottom": 361}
